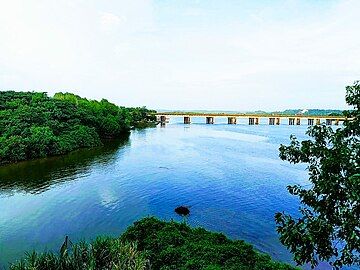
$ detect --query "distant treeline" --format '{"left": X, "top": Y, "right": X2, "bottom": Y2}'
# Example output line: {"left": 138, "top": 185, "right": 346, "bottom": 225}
{"left": 272, "top": 109, "right": 344, "bottom": 116}
{"left": 0, "top": 91, "right": 156, "bottom": 165}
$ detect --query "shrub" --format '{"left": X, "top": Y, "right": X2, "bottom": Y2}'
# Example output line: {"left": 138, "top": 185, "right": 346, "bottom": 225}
{"left": 121, "top": 217, "right": 298, "bottom": 270}
{"left": 10, "top": 217, "right": 297, "bottom": 270}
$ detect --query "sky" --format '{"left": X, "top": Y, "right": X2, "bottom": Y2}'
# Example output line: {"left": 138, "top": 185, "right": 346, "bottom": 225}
{"left": 0, "top": 0, "right": 359, "bottom": 111}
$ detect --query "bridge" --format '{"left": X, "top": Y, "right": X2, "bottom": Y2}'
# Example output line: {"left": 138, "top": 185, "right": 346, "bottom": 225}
{"left": 156, "top": 112, "right": 348, "bottom": 126}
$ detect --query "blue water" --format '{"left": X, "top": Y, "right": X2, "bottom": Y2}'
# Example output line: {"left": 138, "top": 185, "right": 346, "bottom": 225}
{"left": 0, "top": 119, "right": 352, "bottom": 269}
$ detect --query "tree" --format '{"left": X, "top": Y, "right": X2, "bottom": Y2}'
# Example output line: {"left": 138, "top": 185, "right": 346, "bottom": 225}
{"left": 275, "top": 81, "right": 360, "bottom": 269}
{"left": 26, "top": 126, "right": 57, "bottom": 158}
{"left": 0, "top": 91, "right": 155, "bottom": 164}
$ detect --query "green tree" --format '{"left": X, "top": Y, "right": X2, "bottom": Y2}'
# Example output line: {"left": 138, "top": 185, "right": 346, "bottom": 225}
{"left": 275, "top": 81, "right": 360, "bottom": 269}
{"left": 0, "top": 135, "right": 27, "bottom": 162}
{"left": 0, "top": 91, "right": 155, "bottom": 164}
{"left": 100, "top": 115, "right": 121, "bottom": 137}
{"left": 26, "top": 126, "right": 57, "bottom": 158}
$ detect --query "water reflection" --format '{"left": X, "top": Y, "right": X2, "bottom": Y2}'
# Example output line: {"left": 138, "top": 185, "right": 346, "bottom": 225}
{"left": 0, "top": 124, "right": 342, "bottom": 269}
{"left": 0, "top": 136, "right": 129, "bottom": 194}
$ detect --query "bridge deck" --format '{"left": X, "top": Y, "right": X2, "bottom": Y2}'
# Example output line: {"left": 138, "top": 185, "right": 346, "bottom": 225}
{"left": 156, "top": 112, "right": 347, "bottom": 120}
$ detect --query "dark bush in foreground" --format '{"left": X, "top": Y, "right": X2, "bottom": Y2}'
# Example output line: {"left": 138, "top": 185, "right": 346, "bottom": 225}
{"left": 121, "top": 217, "right": 297, "bottom": 270}
{"left": 10, "top": 217, "right": 297, "bottom": 270}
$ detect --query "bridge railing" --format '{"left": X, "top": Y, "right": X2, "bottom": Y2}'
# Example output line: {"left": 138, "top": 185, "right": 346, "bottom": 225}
{"left": 156, "top": 113, "right": 349, "bottom": 126}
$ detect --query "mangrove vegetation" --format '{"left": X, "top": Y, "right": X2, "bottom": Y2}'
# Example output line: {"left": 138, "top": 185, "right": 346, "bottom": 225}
{"left": 0, "top": 91, "right": 156, "bottom": 165}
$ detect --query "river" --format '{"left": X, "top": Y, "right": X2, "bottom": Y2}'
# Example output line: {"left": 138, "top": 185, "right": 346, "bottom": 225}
{"left": 0, "top": 117, "right": 344, "bottom": 269}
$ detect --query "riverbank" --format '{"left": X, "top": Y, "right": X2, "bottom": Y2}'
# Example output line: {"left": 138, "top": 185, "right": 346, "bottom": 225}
{"left": 9, "top": 217, "right": 297, "bottom": 270}
{"left": 0, "top": 125, "right": 307, "bottom": 266}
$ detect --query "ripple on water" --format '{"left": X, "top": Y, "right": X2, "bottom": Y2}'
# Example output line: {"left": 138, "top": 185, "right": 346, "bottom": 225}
{"left": 0, "top": 125, "right": 353, "bottom": 269}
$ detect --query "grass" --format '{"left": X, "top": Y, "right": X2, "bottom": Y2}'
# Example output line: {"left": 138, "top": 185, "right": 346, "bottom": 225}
{"left": 10, "top": 238, "right": 149, "bottom": 270}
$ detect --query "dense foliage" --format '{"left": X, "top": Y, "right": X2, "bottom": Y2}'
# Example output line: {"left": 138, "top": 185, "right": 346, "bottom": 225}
{"left": 11, "top": 217, "right": 296, "bottom": 270}
{"left": 0, "top": 91, "right": 156, "bottom": 164}
{"left": 275, "top": 81, "right": 360, "bottom": 269}
{"left": 121, "top": 217, "right": 297, "bottom": 270}
{"left": 10, "top": 238, "right": 149, "bottom": 270}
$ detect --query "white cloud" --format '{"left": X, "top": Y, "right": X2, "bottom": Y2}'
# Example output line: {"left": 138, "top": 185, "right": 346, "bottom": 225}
{"left": 0, "top": 0, "right": 358, "bottom": 110}
{"left": 99, "top": 12, "right": 126, "bottom": 31}
{"left": 183, "top": 8, "right": 204, "bottom": 17}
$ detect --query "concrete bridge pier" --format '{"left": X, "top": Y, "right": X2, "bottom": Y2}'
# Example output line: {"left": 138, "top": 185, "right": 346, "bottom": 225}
{"left": 289, "top": 118, "right": 295, "bottom": 125}
{"left": 228, "top": 117, "right": 237, "bottom": 124}
{"left": 335, "top": 119, "right": 339, "bottom": 125}
{"left": 184, "top": 116, "right": 191, "bottom": 124}
{"left": 276, "top": 118, "right": 281, "bottom": 125}
{"left": 308, "top": 119, "right": 314, "bottom": 125}
{"left": 296, "top": 118, "right": 301, "bottom": 125}
{"left": 269, "top": 117, "right": 275, "bottom": 125}
{"left": 316, "top": 119, "right": 321, "bottom": 125}
{"left": 206, "top": 117, "right": 214, "bottom": 124}
{"left": 326, "top": 119, "right": 332, "bottom": 125}
{"left": 249, "top": 117, "right": 260, "bottom": 125}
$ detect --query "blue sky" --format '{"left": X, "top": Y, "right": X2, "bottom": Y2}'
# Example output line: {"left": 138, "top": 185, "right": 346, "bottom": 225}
{"left": 0, "top": 0, "right": 359, "bottom": 111}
